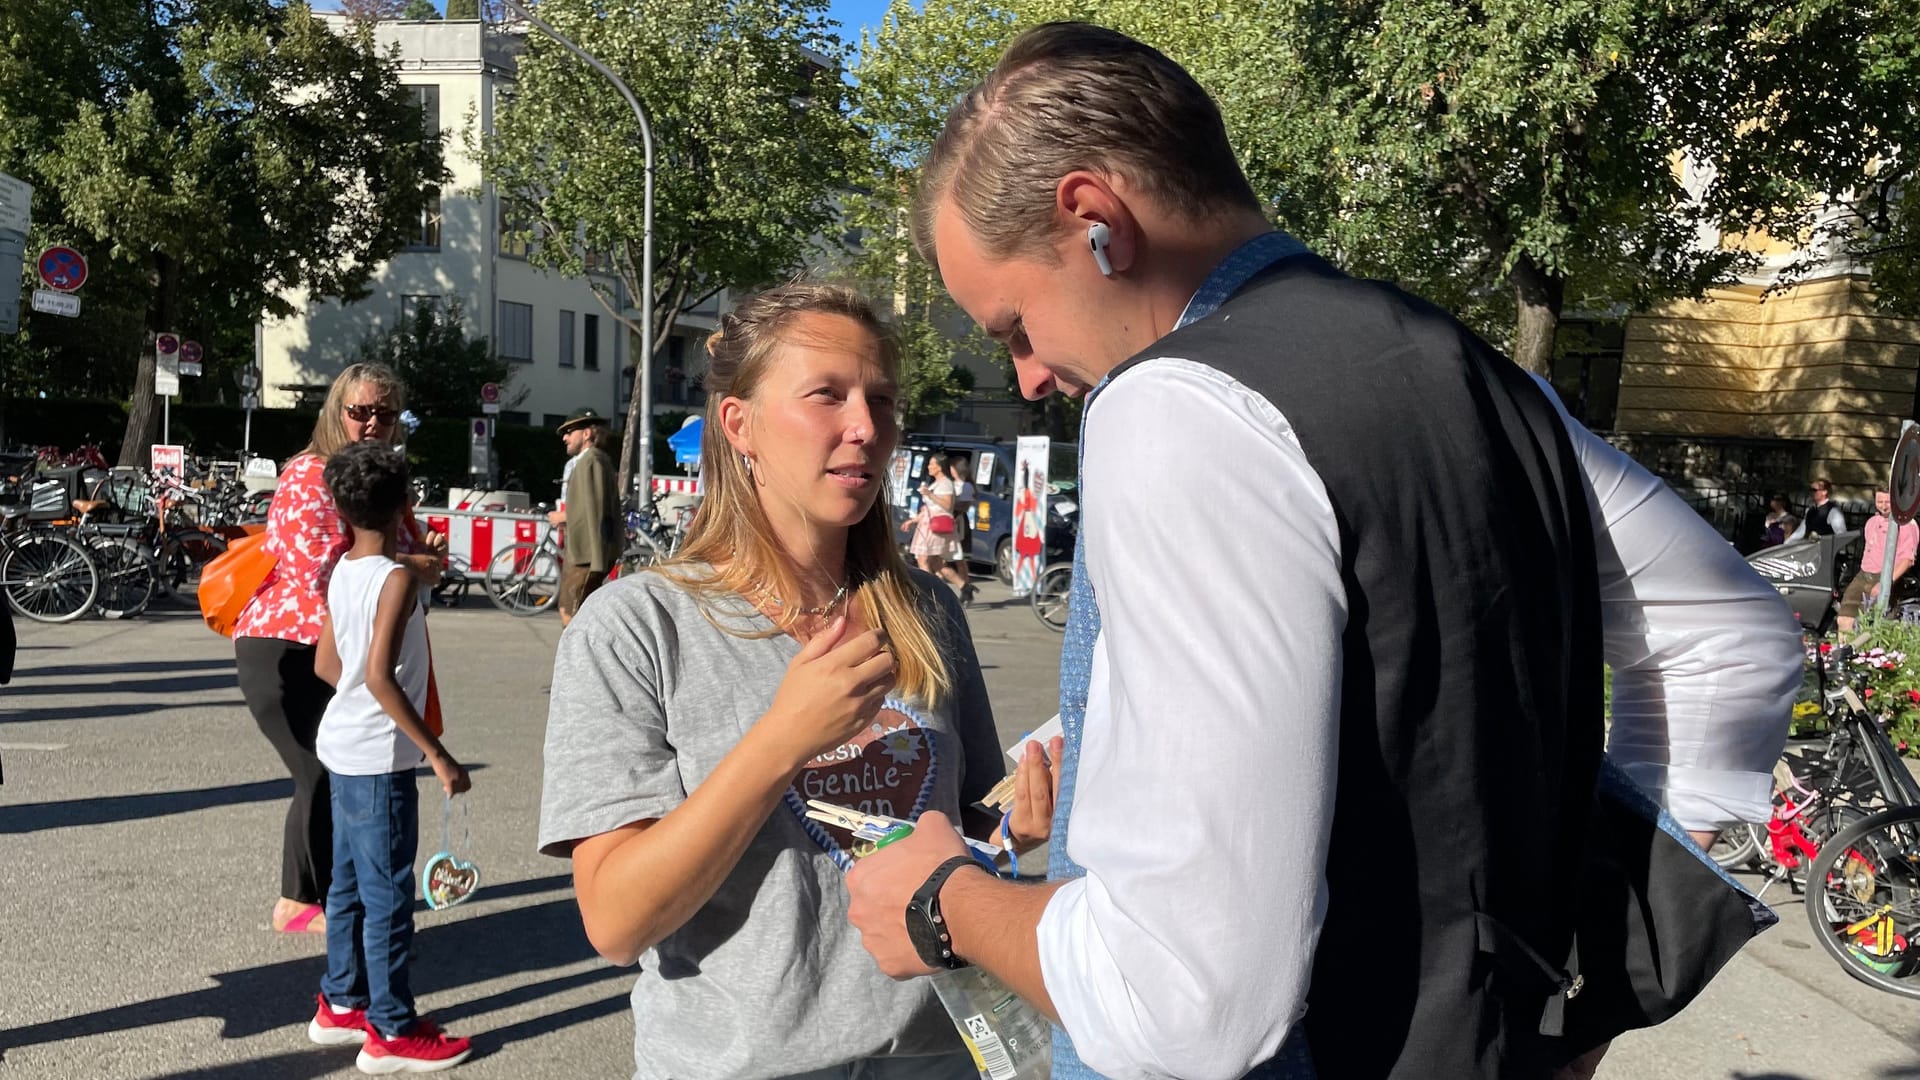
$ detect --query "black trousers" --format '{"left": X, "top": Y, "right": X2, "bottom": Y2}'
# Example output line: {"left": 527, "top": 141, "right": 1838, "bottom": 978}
{"left": 235, "top": 636, "right": 335, "bottom": 904}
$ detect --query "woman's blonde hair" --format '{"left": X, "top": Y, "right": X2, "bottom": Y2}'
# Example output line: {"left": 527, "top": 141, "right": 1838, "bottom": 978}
{"left": 304, "top": 362, "right": 408, "bottom": 460}
{"left": 662, "top": 282, "right": 953, "bottom": 705}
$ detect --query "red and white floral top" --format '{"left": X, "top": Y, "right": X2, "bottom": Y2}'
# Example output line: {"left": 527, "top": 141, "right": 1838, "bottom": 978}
{"left": 233, "top": 453, "right": 422, "bottom": 646}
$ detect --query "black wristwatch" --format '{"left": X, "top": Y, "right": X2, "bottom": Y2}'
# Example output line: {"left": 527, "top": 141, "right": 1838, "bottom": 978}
{"left": 906, "top": 855, "right": 978, "bottom": 970}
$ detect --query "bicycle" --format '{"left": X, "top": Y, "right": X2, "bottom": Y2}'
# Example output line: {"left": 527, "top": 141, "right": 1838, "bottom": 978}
{"left": 1780, "top": 642, "right": 1920, "bottom": 997}
{"left": 483, "top": 525, "right": 563, "bottom": 616}
{"left": 1031, "top": 561, "right": 1072, "bottom": 632}
{"left": 1712, "top": 642, "right": 1916, "bottom": 898}
{"left": 483, "top": 494, "right": 687, "bottom": 616}
{"left": 0, "top": 469, "right": 101, "bottom": 623}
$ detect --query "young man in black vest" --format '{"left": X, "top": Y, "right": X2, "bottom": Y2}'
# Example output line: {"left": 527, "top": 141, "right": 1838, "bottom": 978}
{"left": 1788, "top": 476, "right": 1848, "bottom": 539}
{"left": 844, "top": 22, "right": 1803, "bottom": 1080}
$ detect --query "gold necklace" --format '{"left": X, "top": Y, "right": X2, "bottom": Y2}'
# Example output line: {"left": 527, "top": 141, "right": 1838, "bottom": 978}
{"left": 756, "top": 580, "right": 849, "bottom": 619}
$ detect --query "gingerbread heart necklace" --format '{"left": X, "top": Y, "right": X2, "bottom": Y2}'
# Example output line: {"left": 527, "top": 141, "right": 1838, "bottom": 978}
{"left": 422, "top": 794, "right": 480, "bottom": 910}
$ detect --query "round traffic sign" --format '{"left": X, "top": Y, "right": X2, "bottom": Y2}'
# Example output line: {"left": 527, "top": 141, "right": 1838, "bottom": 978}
{"left": 181, "top": 340, "right": 203, "bottom": 364}
{"left": 37, "top": 246, "right": 87, "bottom": 291}
{"left": 480, "top": 382, "right": 500, "bottom": 404}
{"left": 156, "top": 332, "right": 180, "bottom": 356}
{"left": 1892, "top": 424, "right": 1920, "bottom": 524}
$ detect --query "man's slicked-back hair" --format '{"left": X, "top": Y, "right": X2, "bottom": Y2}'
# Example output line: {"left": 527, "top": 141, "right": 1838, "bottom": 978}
{"left": 911, "top": 21, "right": 1260, "bottom": 267}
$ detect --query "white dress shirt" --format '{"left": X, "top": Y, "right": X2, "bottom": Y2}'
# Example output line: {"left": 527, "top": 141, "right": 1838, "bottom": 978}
{"left": 1786, "top": 501, "right": 1849, "bottom": 540}
{"left": 1035, "top": 359, "right": 1801, "bottom": 1080}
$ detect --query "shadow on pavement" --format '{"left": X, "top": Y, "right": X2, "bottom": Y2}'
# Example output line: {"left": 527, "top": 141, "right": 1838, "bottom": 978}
{"left": 1, "top": 700, "right": 249, "bottom": 724}
{"left": 13, "top": 658, "right": 237, "bottom": 679}
{"left": 1, "top": 765, "right": 492, "bottom": 835}
{"left": 2, "top": 674, "right": 239, "bottom": 697}
{"left": 136, "top": 1047, "right": 344, "bottom": 1080}
{"left": 3, "top": 889, "right": 618, "bottom": 1057}
{"left": 0, "top": 779, "right": 293, "bottom": 834}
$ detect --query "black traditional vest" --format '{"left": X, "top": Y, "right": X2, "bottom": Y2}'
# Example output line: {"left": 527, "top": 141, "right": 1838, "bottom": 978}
{"left": 1108, "top": 256, "right": 1606, "bottom": 1077}
{"left": 1804, "top": 500, "right": 1841, "bottom": 537}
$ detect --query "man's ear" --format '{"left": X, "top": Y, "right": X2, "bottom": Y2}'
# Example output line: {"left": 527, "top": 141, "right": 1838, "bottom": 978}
{"left": 1056, "top": 170, "right": 1139, "bottom": 277}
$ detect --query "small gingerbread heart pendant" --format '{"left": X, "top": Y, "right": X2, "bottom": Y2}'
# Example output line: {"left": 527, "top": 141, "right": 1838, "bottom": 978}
{"left": 420, "top": 794, "right": 478, "bottom": 910}
{"left": 422, "top": 851, "right": 480, "bottom": 910}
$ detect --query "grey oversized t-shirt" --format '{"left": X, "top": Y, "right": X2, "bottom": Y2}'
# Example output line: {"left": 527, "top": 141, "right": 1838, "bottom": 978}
{"left": 538, "top": 567, "right": 1005, "bottom": 1080}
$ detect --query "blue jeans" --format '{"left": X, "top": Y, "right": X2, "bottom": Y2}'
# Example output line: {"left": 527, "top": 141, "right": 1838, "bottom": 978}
{"left": 321, "top": 770, "right": 420, "bottom": 1038}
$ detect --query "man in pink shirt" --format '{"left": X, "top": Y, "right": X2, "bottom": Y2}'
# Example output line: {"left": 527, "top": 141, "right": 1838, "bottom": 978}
{"left": 1837, "top": 486, "right": 1919, "bottom": 631}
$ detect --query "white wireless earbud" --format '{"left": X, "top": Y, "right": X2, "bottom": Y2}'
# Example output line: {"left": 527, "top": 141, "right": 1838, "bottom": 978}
{"left": 1087, "top": 222, "right": 1114, "bottom": 277}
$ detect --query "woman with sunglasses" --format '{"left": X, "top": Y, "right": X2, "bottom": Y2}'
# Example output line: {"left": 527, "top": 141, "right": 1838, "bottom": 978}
{"left": 234, "top": 363, "right": 448, "bottom": 934}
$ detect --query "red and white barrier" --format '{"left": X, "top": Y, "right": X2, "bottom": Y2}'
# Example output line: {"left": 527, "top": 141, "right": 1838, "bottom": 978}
{"left": 417, "top": 506, "right": 553, "bottom": 578}
{"left": 651, "top": 475, "right": 701, "bottom": 496}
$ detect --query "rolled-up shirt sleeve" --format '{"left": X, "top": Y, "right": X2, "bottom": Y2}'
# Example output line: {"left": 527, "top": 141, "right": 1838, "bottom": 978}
{"left": 1534, "top": 376, "right": 1801, "bottom": 829}
{"left": 1036, "top": 360, "right": 1345, "bottom": 1080}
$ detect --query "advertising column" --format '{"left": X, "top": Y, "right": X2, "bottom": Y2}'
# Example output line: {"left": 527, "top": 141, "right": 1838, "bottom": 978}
{"left": 1010, "top": 436, "right": 1050, "bottom": 597}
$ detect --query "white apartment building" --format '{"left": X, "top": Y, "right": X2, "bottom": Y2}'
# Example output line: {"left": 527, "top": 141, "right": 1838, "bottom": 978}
{"left": 258, "top": 15, "right": 716, "bottom": 430}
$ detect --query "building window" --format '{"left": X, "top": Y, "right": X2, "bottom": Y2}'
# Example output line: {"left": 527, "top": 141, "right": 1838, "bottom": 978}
{"left": 544, "top": 413, "right": 572, "bottom": 428}
{"left": 411, "top": 84, "right": 440, "bottom": 140}
{"left": 558, "top": 309, "right": 575, "bottom": 368}
{"left": 583, "top": 313, "right": 600, "bottom": 370}
{"left": 407, "top": 194, "right": 441, "bottom": 251}
{"left": 501, "top": 410, "right": 530, "bottom": 426}
{"left": 400, "top": 294, "right": 440, "bottom": 324}
{"left": 405, "top": 86, "right": 441, "bottom": 251}
{"left": 498, "top": 203, "right": 533, "bottom": 259}
{"left": 659, "top": 335, "right": 688, "bottom": 405}
{"left": 497, "top": 301, "right": 533, "bottom": 363}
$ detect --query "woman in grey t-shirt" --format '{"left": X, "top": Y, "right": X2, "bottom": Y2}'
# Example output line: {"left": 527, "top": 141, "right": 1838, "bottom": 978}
{"left": 538, "top": 284, "right": 1059, "bottom": 1080}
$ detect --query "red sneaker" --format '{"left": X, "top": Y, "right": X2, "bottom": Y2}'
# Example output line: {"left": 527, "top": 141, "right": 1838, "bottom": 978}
{"left": 307, "top": 994, "right": 369, "bottom": 1046}
{"left": 356, "top": 1019, "right": 473, "bottom": 1074}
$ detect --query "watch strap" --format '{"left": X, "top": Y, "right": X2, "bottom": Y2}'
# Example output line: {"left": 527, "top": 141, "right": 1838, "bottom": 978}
{"left": 909, "top": 855, "right": 978, "bottom": 970}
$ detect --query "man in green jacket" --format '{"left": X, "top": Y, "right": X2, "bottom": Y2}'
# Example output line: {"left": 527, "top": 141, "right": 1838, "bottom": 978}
{"left": 552, "top": 408, "right": 621, "bottom": 626}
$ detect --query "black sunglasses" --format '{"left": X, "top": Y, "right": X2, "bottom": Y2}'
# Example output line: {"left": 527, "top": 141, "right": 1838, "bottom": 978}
{"left": 345, "top": 404, "right": 399, "bottom": 424}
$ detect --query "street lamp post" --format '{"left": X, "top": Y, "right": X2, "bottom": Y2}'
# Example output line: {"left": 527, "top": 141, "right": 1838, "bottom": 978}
{"left": 498, "top": 0, "right": 655, "bottom": 504}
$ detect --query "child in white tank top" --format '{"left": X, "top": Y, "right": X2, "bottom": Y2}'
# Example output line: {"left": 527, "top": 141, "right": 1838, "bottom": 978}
{"left": 310, "top": 443, "right": 473, "bottom": 1072}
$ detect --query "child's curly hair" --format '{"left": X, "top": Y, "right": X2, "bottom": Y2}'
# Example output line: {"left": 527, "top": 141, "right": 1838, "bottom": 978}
{"left": 323, "top": 443, "right": 410, "bottom": 533}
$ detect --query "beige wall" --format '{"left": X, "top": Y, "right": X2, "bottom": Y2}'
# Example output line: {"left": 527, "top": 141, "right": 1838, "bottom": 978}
{"left": 1614, "top": 275, "right": 1920, "bottom": 496}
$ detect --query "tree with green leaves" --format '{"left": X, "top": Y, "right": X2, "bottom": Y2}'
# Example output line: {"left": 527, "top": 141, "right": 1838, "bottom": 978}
{"left": 0, "top": 0, "right": 447, "bottom": 465}
{"left": 1687, "top": 0, "right": 1918, "bottom": 318}
{"left": 844, "top": 2, "right": 1032, "bottom": 433}
{"left": 354, "top": 299, "right": 519, "bottom": 420}
{"left": 399, "top": 0, "right": 440, "bottom": 19}
{"left": 445, "top": 0, "right": 478, "bottom": 17}
{"left": 479, "top": 0, "right": 857, "bottom": 493}
{"left": 848, "top": 0, "right": 1916, "bottom": 383}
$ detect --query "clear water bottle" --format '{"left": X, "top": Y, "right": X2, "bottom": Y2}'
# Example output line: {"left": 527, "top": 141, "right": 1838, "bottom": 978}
{"left": 929, "top": 966, "right": 1052, "bottom": 1080}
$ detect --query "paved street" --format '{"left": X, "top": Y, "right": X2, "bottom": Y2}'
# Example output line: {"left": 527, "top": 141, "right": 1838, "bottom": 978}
{"left": 3, "top": 583, "right": 1917, "bottom": 1079}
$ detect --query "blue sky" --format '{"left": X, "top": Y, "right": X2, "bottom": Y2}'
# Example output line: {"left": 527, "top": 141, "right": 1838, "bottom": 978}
{"left": 406, "top": 0, "right": 907, "bottom": 45}
{"left": 824, "top": 0, "right": 903, "bottom": 46}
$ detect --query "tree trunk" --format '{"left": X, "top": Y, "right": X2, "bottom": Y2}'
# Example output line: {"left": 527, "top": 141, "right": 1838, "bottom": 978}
{"left": 1508, "top": 254, "right": 1565, "bottom": 377}
{"left": 117, "top": 256, "right": 177, "bottom": 468}
{"left": 615, "top": 276, "right": 689, "bottom": 498}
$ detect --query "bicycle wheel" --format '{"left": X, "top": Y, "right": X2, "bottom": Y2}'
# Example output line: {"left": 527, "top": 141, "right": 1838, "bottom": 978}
{"left": 1710, "top": 823, "right": 1765, "bottom": 870}
{"left": 156, "top": 528, "right": 228, "bottom": 602}
{"left": 86, "top": 535, "right": 156, "bottom": 619}
{"left": 484, "top": 542, "right": 559, "bottom": 616}
{"left": 1, "top": 531, "right": 100, "bottom": 623}
{"left": 1031, "top": 562, "right": 1073, "bottom": 633}
{"left": 1805, "top": 805, "right": 1920, "bottom": 999}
